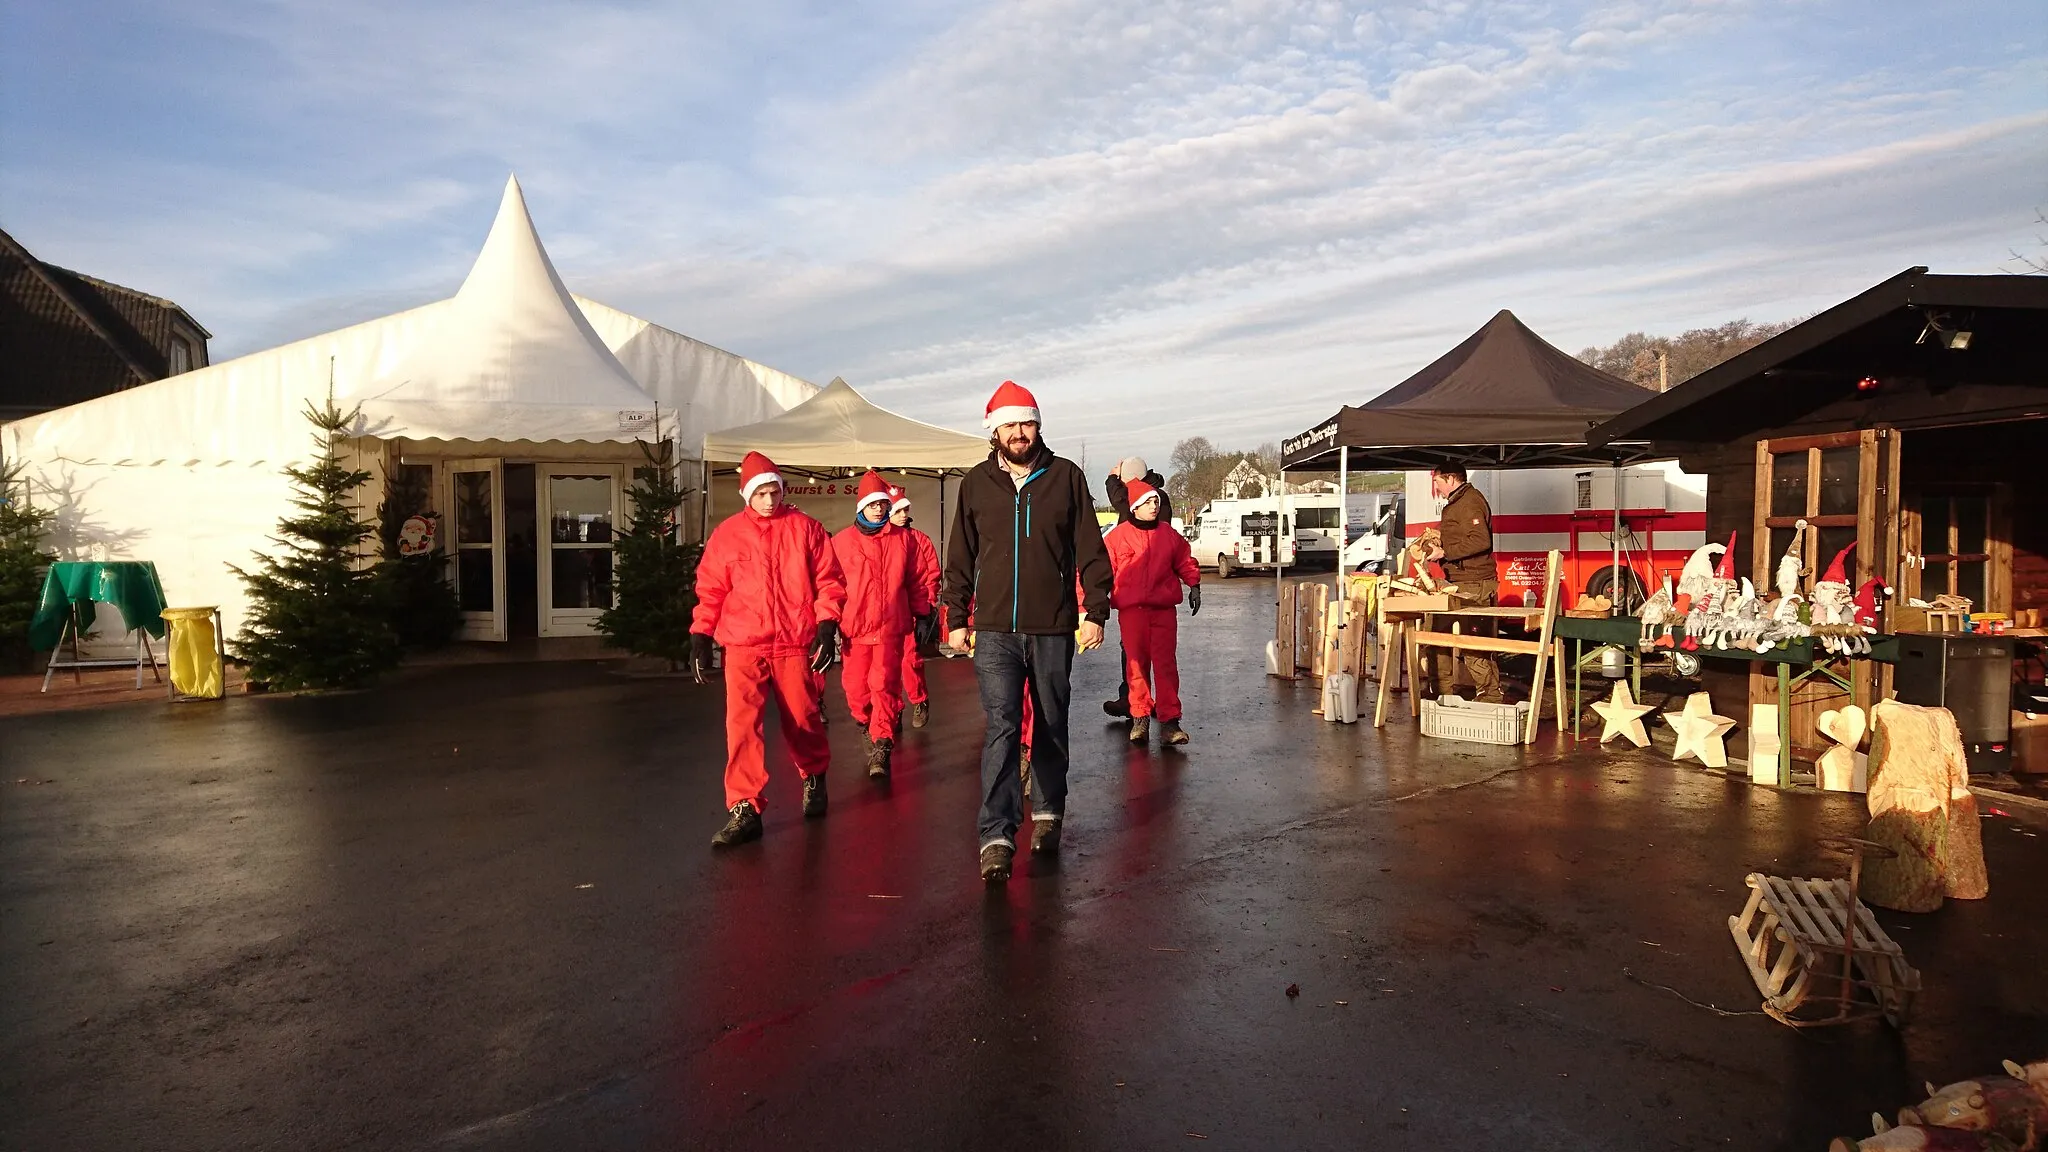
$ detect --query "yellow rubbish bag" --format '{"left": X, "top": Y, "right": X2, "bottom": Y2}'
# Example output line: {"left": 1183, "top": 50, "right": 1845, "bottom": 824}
{"left": 161, "top": 607, "right": 225, "bottom": 699}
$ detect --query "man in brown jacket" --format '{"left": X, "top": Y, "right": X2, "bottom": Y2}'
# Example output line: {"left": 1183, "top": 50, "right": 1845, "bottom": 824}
{"left": 1426, "top": 466, "right": 1503, "bottom": 702}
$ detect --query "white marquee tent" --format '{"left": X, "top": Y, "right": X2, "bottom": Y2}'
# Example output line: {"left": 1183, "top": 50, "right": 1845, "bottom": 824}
{"left": 701, "top": 377, "right": 989, "bottom": 548}
{"left": 3, "top": 175, "right": 817, "bottom": 644}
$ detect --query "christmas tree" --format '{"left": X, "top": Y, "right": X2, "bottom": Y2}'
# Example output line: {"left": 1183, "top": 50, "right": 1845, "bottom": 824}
{"left": 375, "top": 464, "right": 461, "bottom": 650}
{"left": 0, "top": 458, "right": 57, "bottom": 673}
{"left": 596, "top": 439, "right": 700, "bottom": 666}
{"left": 231, "top": 395, "right": 400, "bottom": 690}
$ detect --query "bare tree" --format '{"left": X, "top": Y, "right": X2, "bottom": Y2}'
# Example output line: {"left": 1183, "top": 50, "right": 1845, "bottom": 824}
{"left": 2007, "top": 208, "right": 2048, "bottom": 274}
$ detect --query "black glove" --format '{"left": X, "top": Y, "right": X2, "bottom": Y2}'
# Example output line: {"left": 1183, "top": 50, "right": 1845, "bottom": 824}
{"left": 914, "top": 612, "right": 938, "bottom": 647}
{"left": 689, "top": 634, "right": 714, "bottom": 684}
{"left": 1188, "top": 583, "right": 1202, "bottom": 616}
{"left": 808, "top": 621, "right": 839, "bottom": 674}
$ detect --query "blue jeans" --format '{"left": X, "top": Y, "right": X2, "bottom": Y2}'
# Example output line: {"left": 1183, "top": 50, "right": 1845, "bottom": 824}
{"left": 972, "top": 631, "right": 1074, "bottom": 847}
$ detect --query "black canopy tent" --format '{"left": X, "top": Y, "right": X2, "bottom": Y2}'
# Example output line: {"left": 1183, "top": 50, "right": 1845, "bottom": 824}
{"left": 1275, "top": 309, "right": 1661, "bottom": 610}
{"left": 1281, "top": 310, "right": 1659, "bottom": 472}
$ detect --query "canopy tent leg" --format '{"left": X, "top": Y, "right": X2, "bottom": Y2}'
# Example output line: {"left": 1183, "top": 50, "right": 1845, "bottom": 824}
{"left": 1335, "top": 445, "right": 1349, "bottom": 596}
{"left": 1612, "top": 462, "right": 1622, "bottom": 609}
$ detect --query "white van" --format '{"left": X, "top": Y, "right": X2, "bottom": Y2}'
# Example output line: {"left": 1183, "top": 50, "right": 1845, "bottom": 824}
{"left": 1187, "top": 493, "right": 1404, "bottom": 576}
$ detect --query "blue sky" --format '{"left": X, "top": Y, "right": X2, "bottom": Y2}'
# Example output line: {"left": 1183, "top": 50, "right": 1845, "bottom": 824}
{"left": 4, "top": 0, "right": 2043, "bottom": 468}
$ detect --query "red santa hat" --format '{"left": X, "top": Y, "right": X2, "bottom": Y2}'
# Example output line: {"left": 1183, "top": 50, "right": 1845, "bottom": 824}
{"left": 738, "top": 452, "right": 782, "bottom": 502}
{"left": 1819, "top": 541, "right": 1856, "bottom": 585}
{"left": 984, "top": 380, "right": 1041, "bottom": 431}
{"left": 1715, "top": 531, "right": 1738, "bottom": 580}
{"left": 1126, "top": 478, "right": 1162, "bottom": 512}
{"left": 888, "top": 485, "right": 912, "bottom": 514}
{"left": 855, "top": 470, "right": 893, "bottom": 516}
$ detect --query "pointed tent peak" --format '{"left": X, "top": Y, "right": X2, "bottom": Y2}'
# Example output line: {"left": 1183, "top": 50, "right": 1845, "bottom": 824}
{"left": 1367, "top": 309, "right": 1651, "bottom": 414}
{"left": 355, "top": 176, "right": 656, "bottom": 441}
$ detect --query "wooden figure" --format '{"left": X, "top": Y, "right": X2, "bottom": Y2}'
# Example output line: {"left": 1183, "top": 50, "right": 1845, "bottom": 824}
{"left": 1663, "top": 691, "right": 1736, "bottom": 769}
{"left": 1749, "top": 703, "right": 1782, "bottom": 786}
{"left": 1591, "top": 682, "right": 1655, "bottom": 747}
{"left": 1817, "top": 706, "right": 1869, "bottom": 793}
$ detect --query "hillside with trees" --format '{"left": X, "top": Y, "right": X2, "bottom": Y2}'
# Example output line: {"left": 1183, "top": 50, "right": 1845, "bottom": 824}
{"left": 1575, "top": 317, "right": 1798, "bottom": 391}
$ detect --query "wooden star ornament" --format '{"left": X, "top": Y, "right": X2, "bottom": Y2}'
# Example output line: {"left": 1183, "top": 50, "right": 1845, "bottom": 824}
{"left": 1591, "top": 682, "right": 1655, "bottom": 747}
{"left": 1662, "top": 691, "right": 1737, "bottom": 769}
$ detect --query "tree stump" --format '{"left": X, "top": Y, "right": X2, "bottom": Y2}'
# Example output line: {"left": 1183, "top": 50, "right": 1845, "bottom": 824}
{"left": 1862, "top": 701, "right": 1989, "bottom": 912}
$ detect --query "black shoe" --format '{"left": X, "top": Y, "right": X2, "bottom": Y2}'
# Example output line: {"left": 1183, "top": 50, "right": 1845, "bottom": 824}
{"left": 1103, "top": 696, "right": 1130, "bottom": 718}
{"left": 1030, "top": 815, "right": 1063, "bottom": 855}
{"left": 1019, "top": 748, "right": 1033, "bottom": 800}
{"left": 909, "top": 701, "right": 929, "bottom": 729}
{"left": 711, "top": 801, "right": 763, "bottom": 848}
{"left": 979, "top": 841, "right": 1014, "bottom": 883}
{"left": 1161, "top": 720, "right": 1188, "bottom": 746}
{"left": 1128, "top": 717, "right": 1150, "bottom": 744}
{"left": 802, "top": 774, "right": 828, "bottom": 818}
{"left": 867, "top": 737, "right": 892, "bottom": 780}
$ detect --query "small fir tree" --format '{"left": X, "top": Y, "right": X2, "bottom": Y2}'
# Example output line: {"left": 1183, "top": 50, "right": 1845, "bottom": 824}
{"left": 0, "top": 458, "right": 57, "bottom": 673}
{"left": 375, "top": 465, "right": 461, "bottom": 650}
{"left": 596, "top": 440, "right": 700, "bottom": 666}
{"left": 230, "top": 396, "right": 401, "bottom": 690}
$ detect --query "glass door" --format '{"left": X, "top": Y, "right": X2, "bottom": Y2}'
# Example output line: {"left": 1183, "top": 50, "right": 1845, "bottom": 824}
{"left": 449, "top": 459, "right": 507, "bottom": 641}
{"left": 538, "top": 464, "right": 621, "bottom": 637}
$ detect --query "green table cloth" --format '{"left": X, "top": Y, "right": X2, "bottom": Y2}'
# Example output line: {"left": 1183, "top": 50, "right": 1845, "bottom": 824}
{"left": 29, "top": 561, "right": 168, "bottom": 651}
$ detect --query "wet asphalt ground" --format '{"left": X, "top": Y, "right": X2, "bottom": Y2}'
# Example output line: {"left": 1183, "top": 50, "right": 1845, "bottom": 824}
{"left": 3, "top": 578, "right": 2044, "bottom": 1152}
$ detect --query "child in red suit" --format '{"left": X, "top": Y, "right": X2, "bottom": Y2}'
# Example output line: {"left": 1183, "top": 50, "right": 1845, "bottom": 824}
{"left": 831, "top": 471, "right": 934, "bottom": 778}
{"left": 691, "top": 452, "right": 847, "bottom": 847}
{"left": 1101, "top": 479, "right": 1201, "bottom": 745}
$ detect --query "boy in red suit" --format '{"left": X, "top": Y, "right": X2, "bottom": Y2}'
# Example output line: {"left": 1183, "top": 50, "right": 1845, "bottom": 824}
{"left": 830, "top": 471, "right": 933, "bottom": 778}
{"left": 691, "top": 452, "right": 847, "bottom": 847}
{"left": 888, "top": 485, "right": 942, "bottom": 729}
{"left": 1102, "top": 479, "right": 1201, "bottom": 745}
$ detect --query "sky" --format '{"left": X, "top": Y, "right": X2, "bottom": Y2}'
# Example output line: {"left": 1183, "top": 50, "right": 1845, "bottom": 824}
{"left": 3, "top": 0, "right": 2043, "bottom": 470}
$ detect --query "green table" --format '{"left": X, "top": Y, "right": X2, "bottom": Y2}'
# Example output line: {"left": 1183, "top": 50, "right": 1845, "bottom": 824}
{"left": 31, "top": 561, "right": 169, "bottom": 691}
{"left": 1553, "top": 615, "right": 1898, "bottom": 788}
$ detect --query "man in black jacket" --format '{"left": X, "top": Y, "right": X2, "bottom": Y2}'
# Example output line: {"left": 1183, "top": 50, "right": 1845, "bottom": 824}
{"left": 945, "top": 380, "right": 1114, "bottom": 882}
{"left": 1100, "top": 456, "right": 1171, "bottom": 719}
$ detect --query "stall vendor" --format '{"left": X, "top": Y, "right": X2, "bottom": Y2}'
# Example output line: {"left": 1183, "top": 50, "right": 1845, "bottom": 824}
{"left": 1427, "top": 466, "right": 1502, "bottom": 703}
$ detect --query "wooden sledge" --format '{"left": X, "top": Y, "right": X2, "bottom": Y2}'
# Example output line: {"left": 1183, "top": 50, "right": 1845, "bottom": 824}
{"left": 1727, "top": 839, "right": 1919, "bottom": 1028}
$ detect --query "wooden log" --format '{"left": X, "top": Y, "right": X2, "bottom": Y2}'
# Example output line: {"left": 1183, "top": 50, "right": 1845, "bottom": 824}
{"left": 1944, "top": 789, "right": 1989, "bottom": 900}
{"left": 1863, "top": 700, "right": 1972, "bottom": 913}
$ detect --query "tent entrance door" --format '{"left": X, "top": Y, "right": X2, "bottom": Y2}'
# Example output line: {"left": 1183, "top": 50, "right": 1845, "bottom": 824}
{"left": 449, "top": 459, "right": 508, "bottom": 641}
{"left": 537, "top": 464, "right": 622, "bottom": 637}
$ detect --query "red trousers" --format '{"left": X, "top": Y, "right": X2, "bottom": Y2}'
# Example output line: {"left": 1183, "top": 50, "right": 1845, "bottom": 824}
{"left": 722, "top": 646, "right": 830, "bottom": 811}
{"left": 1120, "top": 606, "right": 1181, "bottom": 721}
{"left": 841, "top": 634, "right": 906, "bottom": 741}
{"left": 900, "top": 631, "right": 927, "bottom": 705}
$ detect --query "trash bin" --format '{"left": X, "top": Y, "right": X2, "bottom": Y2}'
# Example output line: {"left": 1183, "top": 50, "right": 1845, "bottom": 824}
{"left": 160, "top": 607, "right": 226, "bottom": 700}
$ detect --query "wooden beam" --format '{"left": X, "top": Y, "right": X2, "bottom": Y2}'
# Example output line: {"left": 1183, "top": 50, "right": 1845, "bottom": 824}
{"left": 1409, "top": 633, "right": 1547, "bottom": 657}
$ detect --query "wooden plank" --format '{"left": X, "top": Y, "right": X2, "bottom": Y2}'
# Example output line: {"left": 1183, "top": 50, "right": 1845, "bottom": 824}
{"left": 1753, "top": 440, "right": 1773, "bottom": 586}
{"left": 1409, "top": 633, "right": 1546, "bottom": 657}
{"left": 1274, "top": 580, "right": 1297, "bottom": 678}
{"left": 1525, "top": 549, "right": 1561, "bottom": 744}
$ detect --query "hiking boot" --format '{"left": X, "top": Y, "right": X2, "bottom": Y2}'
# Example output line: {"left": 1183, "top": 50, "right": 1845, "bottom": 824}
{"left": 1030, "top": 814, "right": 1063, "bottom": 855}
{"left": 909, "top": 701, "right": 929, "bottom": 728}
{"left": 711, "top": 801, "right": 762, "bottom": 848}
{"left": 979, "top": 841, "right": 1014, "bottom": 883}
{"left": 1102, "top": 695, "right": 1130, "bottom": 718}
{"left": 801, "top": 774, "right": 828, "bottom": 818}
{"left": 867, "top": 737, "right": 892, "bottom": 780}
{"left": 1160, "top": 720, "right": 1189, "bottom": 746}
{"left": 1128, "top": 716, "right": 1150, "bottom": 744}
{"left": 1019, "top": 747, "right": 1033, "bottom": 799}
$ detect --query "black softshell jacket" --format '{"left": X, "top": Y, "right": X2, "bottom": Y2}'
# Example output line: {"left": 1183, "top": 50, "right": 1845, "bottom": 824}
{"left": 943, "top": 447, "right": 1114, "bottom": 635}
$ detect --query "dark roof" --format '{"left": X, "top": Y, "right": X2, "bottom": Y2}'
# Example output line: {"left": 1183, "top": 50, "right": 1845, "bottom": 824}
{"left": 1587, "top": 268, "right": 2048, "bottom": 446}
{"left": 1281, "top": 309, "right": 1660, "bottom": 470}
{"left": 1, "top": 227, "right": 211, "bottom": 420}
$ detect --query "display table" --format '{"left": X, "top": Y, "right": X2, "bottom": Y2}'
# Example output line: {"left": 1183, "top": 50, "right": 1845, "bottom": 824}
{"left": 1553, "top": 614, "right": 1901, "bottom": 786}
{"left": 31, "top": 561, "right": 169, "bottom": 692}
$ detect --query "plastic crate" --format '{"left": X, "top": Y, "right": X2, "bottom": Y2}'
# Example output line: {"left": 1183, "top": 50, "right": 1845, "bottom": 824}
{"left": 1420, "top": 695, "right": 1530, "bottom": 745}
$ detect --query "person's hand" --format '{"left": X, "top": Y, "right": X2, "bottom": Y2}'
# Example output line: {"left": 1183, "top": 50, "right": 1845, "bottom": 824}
{"left": 808, "top": 621, "right": 839, "bottom": 674}
{"left": 1426, "top": 545, "right": 1445, "bottom": 562}
{"left": 948, "top": 627, "right": 969, "bottom": 652}
{"left": 1077, "top": 619, "right": 1104, "bottom": 652}
{"left": 1188, "top": 584, "right": 1202, "bottom": 615}
{"left": 689, "top": 634, "right": 714, "bottom": 685}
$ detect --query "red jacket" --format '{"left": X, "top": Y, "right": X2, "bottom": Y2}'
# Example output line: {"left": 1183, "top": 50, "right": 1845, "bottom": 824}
{"left": 906, "top": 526, "right": 941, "bottom": 609}
{"left": 1104, "top": 521, "right": 1200, "bottom": 610}
{"left": 692, "top": 506, "right": 846, "bottom": 656}
{"left": 831, "top": 522, "right": 933, "bottom": 643}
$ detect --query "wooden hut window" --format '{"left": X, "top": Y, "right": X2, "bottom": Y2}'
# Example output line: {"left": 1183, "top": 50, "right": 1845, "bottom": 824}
{"left": 1904, "top": 487, "right": 2006, "bottom": 612}
{"left": 1753, "top": 431, "right": 1877, "bottom": 587}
